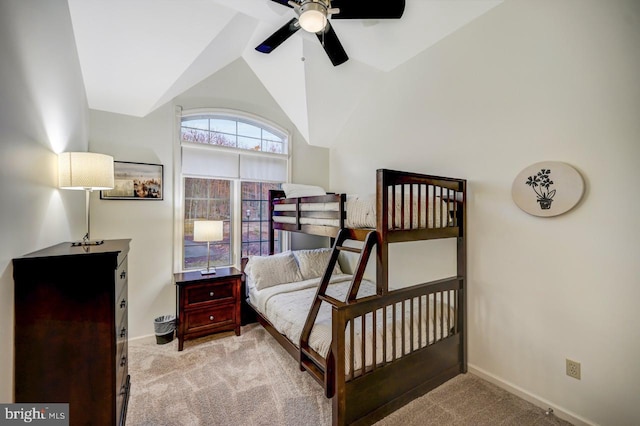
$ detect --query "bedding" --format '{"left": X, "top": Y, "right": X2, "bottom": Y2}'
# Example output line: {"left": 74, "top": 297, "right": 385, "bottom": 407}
{"left": 249, "top": 274, "right": 454, "bottom": 374}
{"left": 273, "top": 193, "right": 451, "bottom": 229}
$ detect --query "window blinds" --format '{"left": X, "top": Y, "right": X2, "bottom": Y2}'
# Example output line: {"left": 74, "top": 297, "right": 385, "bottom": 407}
{"left": 181, "top": 143, "right": 287, "bottom": 182}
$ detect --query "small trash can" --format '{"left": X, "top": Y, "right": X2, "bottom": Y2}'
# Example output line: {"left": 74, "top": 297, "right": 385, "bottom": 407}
{"left": 154, "top": 314, "right": 176, "bottom": 345}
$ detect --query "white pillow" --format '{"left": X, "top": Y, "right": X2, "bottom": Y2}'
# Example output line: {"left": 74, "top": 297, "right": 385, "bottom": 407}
{"left": 293, "top": 248, "right": 343, "bottom": 280}
{"left": 245, "top": 252, "right": 303, "bottom": 291}
{"left": 282, "top": 183, "right": 326, "bottom": 198}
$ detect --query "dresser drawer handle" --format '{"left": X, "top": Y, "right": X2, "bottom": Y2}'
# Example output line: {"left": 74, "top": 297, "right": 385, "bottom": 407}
{"left": 119, "top": 384, "right": 127, "bottom": 396}
{"left": 120, "top": 299, "right": 126, "bottom": 309}
{"left": 120, "top": 355, "right": 127, "bottom": 367}
{"left": 120, "top": 327, "right": 127, "bottom": 338}
{"left": 209, "top": 315, "right": 215, "bottom": 321}
{"left": 209, "top": 291, "right": 215, "bottom": 297}
{"left": 120, "top": 270, "right": 126, "bottom": 280}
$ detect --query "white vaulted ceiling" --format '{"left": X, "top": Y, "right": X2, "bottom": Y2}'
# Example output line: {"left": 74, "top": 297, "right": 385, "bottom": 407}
{"left": 68, "top": 0, "right": 502, "bottom": 147}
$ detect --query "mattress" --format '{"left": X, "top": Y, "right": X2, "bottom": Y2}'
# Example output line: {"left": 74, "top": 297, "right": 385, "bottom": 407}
{"left": 249, "top": 275, "right": 454, "bottom": 374}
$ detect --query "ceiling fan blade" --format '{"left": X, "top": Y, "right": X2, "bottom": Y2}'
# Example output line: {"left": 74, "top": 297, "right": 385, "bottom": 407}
{"left": 270, "top": 0, "right": 295, "bottom": 8}
{"left": 256, "top": 18, "right": 301, "bottom": 54}
{"left": 331, "top": 0, "right": 405, "bottom": 19}
{"left": 316, "top": 22, "right": 348, "bottom": 66}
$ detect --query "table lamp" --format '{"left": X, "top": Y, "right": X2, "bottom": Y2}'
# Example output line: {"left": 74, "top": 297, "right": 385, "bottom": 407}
{"left": 58, "top": 152, "right": 114, "bottom": 246}
{"left": 193, "top": 220, "right": 224, "bottom": 274}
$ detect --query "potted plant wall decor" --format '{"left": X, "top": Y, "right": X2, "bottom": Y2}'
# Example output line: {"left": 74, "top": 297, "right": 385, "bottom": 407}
{"left": 512, "top": 161, "right": 585, "bottom": 217}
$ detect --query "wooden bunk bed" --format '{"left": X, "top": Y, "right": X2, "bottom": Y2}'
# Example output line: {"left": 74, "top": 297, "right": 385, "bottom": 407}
{"left": 242, "top": 168, "right": 467, "bottom": 426}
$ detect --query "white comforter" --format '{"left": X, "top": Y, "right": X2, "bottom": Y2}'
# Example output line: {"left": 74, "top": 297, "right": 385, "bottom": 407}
{"left": 250, "top": 275, "right": 453, "bottom": 374}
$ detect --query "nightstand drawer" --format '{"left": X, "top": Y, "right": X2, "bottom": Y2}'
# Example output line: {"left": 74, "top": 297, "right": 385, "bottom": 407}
{"left": 185, "top": 304, "right": 235, "bottom": 331}
{"left": 185, "top": 281, "right": 235, "bottom": 306}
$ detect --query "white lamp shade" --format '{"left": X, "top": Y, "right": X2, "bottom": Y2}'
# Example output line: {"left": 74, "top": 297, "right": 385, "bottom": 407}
{"left": 299, "top": 4, "right": 327, "bottom": 33}
{"left": 58, "top": 152, "right": 114, "bottom": 190}
{"left": 193, "top": 220, "right": 224, "bottom": 242}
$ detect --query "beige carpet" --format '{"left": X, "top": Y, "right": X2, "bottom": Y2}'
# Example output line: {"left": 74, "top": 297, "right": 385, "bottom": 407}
{"left": 127, "top": 324, "right": 571, "bottom": 426}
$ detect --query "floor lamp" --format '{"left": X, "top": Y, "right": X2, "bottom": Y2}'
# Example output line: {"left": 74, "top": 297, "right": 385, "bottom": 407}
{"left": 193, "top": 220, "right": 224, "bottom": 275}
{"left": 58, "top": 152, "right": 114, "bottom": 246}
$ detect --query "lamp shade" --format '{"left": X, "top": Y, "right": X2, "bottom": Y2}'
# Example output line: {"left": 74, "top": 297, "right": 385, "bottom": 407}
{"left": 58, "top": 152, "right": 114, "bottom": 190}
{"left": 299, "top": 3, "right": 327, "bottom": 33}
{"left": 193, "top": 220, "right": 224, "bottom": 242}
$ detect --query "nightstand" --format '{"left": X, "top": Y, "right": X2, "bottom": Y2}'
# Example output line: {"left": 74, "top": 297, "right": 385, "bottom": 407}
{"left": 174, "top": 267, "right": 242, "bottom": 351}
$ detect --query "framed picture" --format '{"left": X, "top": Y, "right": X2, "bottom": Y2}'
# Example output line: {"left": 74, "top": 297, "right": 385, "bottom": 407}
{"left": 101, "top": 161, "right": 163, "bottom": 200}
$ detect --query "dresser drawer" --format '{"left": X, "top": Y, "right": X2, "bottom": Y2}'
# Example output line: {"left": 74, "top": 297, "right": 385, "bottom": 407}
{"left": 115, "top": 298, "right": 128, "bottom": 400}
{"left": 185, "top": 304, "right": 235, "bottom": 331}
{"left": 116, "top": 281, "right": 127, "bottom": 323}
{"left": 115, "top": 257, "right": 128, "bottom": 303}
{"left": 185, "top": 280, "right": 235, "bottom": 306}
{"left": 116, "top": 372, "right": 130, "bottom": 426}
{"left": 116, "top": 308, "right": 128, "bottom": 345}
{"left": 116, "top": 340, "right": 128, "bottom": 382}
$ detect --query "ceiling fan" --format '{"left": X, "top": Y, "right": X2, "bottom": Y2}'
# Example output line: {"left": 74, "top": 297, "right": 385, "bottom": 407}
{"left": 256, "top": 0, "right": 406, "bottom": 66}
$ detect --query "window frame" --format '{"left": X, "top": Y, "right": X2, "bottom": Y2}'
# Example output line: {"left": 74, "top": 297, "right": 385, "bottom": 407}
{"left": 173, "top": 107, "right": 291, "bottom": 273}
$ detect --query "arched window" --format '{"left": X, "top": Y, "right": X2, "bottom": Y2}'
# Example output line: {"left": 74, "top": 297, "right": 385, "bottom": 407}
{"left": 181, "top": 114, "right": 287, "bottom": 154}
{"left": 177, "top": 109, "right": 289, "bottom": 272}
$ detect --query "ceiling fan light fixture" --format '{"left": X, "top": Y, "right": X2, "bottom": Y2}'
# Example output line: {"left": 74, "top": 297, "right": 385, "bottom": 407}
{"left": 298, "top": 2, "right": 327, "bottom": 33}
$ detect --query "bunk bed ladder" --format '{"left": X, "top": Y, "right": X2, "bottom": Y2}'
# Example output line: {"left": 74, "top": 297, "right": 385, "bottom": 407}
{"left": 299, "top": 228, "right": 377, "bottom": 398}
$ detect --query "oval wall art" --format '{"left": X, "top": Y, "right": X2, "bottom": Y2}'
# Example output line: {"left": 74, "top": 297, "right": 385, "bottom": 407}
{"left": 512, "top": 161, "right": 584, "bottom": 217}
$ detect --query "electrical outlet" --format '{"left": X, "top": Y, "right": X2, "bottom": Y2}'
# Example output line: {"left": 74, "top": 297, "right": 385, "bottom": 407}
{"left": 566, "top": 359, "right": 581, "bottom": 380}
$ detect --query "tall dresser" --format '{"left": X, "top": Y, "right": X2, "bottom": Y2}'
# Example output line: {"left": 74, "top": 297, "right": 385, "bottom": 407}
{"left": 13, "top": 239, "right": 131, "bottom": 426}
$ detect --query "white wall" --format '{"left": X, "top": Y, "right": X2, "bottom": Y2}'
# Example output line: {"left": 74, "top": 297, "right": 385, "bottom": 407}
{"left": 329, "top": 0, "right": 640, "bottom": 424}
{"left": 89, "top": 105, "right": 176, "bottom": 342}
{"left": 90, "top": 58, "right": 331, "bottom": 339}
{"left": 0, "top": 0, "right": 89, "bottom": 402}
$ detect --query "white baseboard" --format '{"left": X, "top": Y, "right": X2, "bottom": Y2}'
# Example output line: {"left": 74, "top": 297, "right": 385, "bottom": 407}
{"left": 127, "top": 333, "right": 156, "bottom": 343}
{"left": 468, "top": 364, "right": 594, "bottom": 426}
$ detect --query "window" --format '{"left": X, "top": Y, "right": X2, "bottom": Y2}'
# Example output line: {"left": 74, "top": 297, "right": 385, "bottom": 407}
{"left": 183, "top": 178, "right": 231, "bottom": 270}
{"left": 181, "top": 115, "right": 287, "bottom": 154}
{"left": 241, "top": 181, "right": 281, "bottom": 257}
{"left": 177, "top": 109, "right": 289, "bottom": 271}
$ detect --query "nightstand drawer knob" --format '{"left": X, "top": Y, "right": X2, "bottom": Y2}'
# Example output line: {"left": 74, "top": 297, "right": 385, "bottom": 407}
{"left": 209, "top": 291, "right": 215, "bottom": 297}
{"left": 120, "top": 355, "right": 127, "bottom": 367}
{"left": 120, "top": 299, "right": 126, "bottom": 309}
{"left": 120, "top": 271, "right": 126, "bottom": 279}
{"left": 209, "top": 315, "right": 215, "bottom": 321}
{"left": 120, "top": 327, "right": 127, "bottom": 338}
